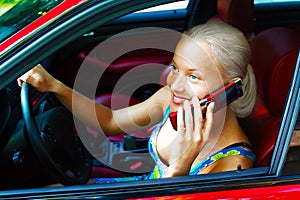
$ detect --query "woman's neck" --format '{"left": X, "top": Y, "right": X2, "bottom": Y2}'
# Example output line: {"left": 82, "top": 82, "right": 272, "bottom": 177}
{"left": 216, "top": 107, "right": 249, "bottom": 148}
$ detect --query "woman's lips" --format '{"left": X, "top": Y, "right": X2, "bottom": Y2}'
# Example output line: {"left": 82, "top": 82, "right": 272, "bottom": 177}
{"left": 172, "top": 95, "right": 189, "bottom": 105}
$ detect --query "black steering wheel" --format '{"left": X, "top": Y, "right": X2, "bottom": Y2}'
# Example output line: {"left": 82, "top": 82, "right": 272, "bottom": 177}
{"left": 21, "top": 82, "right": 92, "bottom": 186}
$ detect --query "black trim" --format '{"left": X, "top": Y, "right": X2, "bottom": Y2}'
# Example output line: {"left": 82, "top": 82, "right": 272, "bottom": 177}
{"left": 186, "top": 0, "right": 217, "bottom": 28}
{"left": 0, "top": 167, "right": 270, "bottom": 198}
{"left": 224, "top": 142, "right": 254, "bottom": 152}
{"left": 255, "top": 2, "right": 300, "bottom": 32}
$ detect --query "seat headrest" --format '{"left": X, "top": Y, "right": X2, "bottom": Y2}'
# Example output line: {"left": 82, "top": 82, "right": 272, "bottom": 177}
{"left": 251, "top": 27, "right": 300, "bottom": 117}
{"left": 209, "top": 0, "right": 254, "bottom": 36}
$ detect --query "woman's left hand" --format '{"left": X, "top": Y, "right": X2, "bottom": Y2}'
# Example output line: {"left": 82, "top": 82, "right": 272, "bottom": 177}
{"left": 164, "top": 96, "right": 215, "bottom": 177}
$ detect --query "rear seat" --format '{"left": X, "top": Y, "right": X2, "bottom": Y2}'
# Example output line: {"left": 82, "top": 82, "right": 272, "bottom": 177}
{"left": 207, "top": 0, "right": 255, "bottom": 41}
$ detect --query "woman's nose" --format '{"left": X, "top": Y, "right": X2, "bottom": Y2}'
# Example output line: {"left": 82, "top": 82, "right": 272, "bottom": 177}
{"left": 170, "top": 73, "right": 185, "bottom": 93}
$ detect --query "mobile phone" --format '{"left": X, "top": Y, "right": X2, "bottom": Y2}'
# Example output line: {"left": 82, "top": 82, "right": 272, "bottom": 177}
{"left": 169, "top": 78, "right": 243, "bottom": 130}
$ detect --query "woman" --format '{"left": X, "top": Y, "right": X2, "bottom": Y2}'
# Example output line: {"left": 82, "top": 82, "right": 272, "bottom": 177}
{"left": 18, "top": 22, "right": 256, "bottom": 183}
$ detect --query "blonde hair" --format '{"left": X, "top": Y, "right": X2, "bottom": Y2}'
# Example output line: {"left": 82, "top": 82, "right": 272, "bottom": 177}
{"left": 184, "top": 22, "right": 256, "bottom": 118}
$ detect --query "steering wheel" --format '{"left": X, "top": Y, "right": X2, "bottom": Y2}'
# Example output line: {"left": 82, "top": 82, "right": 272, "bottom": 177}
{"left": 21, "top": 82, "right": 92, "bottom": 185}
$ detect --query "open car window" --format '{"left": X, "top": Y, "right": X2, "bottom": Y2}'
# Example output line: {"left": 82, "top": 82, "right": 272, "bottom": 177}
{"left": 136, "top": 0, "right": 189, "bottom": 12}
{"left": 282, "top": 52, "right": 300, "bottom": 175}
{"left": 283, "top": 112, "right": 300, "bottom": 175}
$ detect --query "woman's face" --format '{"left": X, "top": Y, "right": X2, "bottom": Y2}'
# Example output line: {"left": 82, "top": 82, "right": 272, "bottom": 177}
{"left": 167, "top": 37, "right": 224, "bottom": 111}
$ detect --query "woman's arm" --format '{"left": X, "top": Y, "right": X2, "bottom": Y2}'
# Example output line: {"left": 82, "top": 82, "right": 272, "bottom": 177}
{"left": 18, "top": 64, "right": 168, "bottom": 135}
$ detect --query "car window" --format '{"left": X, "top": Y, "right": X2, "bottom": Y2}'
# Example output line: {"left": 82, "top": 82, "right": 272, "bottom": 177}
{"left": 282, "top": 50, "right": 300, "bottom": 176}
{"left": 283, "top": 110, "right": 300, "bottom": 175}
{"left": 288, "top": 112, "right": 300, "bottom": 148}
{"left": 0, "top": 0, "right": 63, "bottom": 43}
{"left": 136, "top": 0, "right": 189, "bottom": 13}
{"left": 290, "top": 114, "right": 300, "bottom": 147}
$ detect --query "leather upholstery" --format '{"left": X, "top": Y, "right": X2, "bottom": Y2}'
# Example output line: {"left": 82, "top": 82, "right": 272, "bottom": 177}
{"left": 208, "top": 0, "right": 254, "bottom": 37}
{"left": 250, "top": 27, "right": 300, "bottom": 117}
{"left": 240, "top": 27, "right": 300, "bottom": 167}
{"left": 78, "top": 48, "right": 173, "bottom": 93}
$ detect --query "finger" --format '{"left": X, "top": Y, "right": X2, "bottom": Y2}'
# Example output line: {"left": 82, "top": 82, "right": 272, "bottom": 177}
{"left": 177, "top": 105, "right": 185, "bottom": 133}
{"left": 192, "top": 96, "right": 202, "bottom": 141}
{"left": 17, "top": 73, "right": 30, "bottom": 87}
{"left": 35, "top": 64, "right": 43, "bottom": 69}
{"left": 31, "top": 64, "right": 41, "bottom": 71}
{"left": 203, "top": 102, "right": 214, "bottom": 142}
{"left": 17, "top": 64, "right": 43, "bottom": 87}
{"left": 17, "top": 77, "right": 23, "bottom": 87}
{"left": 184, "top": 100, "right": 193, "bottom": 137}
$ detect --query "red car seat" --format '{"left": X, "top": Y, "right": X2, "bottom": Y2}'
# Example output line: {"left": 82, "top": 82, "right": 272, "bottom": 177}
{"left": 208, "top": 0, "right": 255, "bottom": 40}
{"left": 239, "top": 27, "right": 300, "bottom": 167}
{"left": 78, "top": 47, "right": 173, "bottom": 94}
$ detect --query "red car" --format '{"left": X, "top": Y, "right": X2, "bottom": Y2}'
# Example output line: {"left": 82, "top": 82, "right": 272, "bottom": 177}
{"left": 0, "top": 0, "right": 299, "bottom": 199}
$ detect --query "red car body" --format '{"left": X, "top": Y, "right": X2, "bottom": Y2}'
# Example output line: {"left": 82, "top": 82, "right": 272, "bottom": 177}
{"left": 0, "top": 0, "right": 84, "bottom": 53}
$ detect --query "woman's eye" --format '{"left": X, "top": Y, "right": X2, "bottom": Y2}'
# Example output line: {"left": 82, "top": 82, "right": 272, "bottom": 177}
{"left": 171, "top": 64, "right": 178, "bottom": 72}
{"left": 189, "top": 74, "right": 199, "bottom": 81}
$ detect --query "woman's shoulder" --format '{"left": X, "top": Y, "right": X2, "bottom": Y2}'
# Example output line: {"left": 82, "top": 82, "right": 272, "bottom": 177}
{"left": 213, "top": 141, "right": 255, "bottom": 170}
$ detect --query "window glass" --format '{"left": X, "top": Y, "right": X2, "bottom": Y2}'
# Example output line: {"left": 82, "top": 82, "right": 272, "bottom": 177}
{"left": 282, "top": 110, "right": 300, "bottom": 175}
{"left": 136, "top": 0, "right": 189, "bottom": 13}
{"left": 289, "top": 114, "right": 300, "bottom": 146}
{"left": 0, "top": 0, "right": 63, "bottom": 43}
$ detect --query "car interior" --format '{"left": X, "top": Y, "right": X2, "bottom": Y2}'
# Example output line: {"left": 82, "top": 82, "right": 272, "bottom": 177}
{"left": 0, "top": 0, "right": 300, "bottom": 191}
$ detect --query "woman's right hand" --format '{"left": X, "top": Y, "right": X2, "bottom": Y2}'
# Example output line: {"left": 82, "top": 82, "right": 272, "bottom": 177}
{"left": 17, "top": 64, "right": 59, "bottom": 93}
{"left": 164, "top": 96, "right": 214, "bottom": 177}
